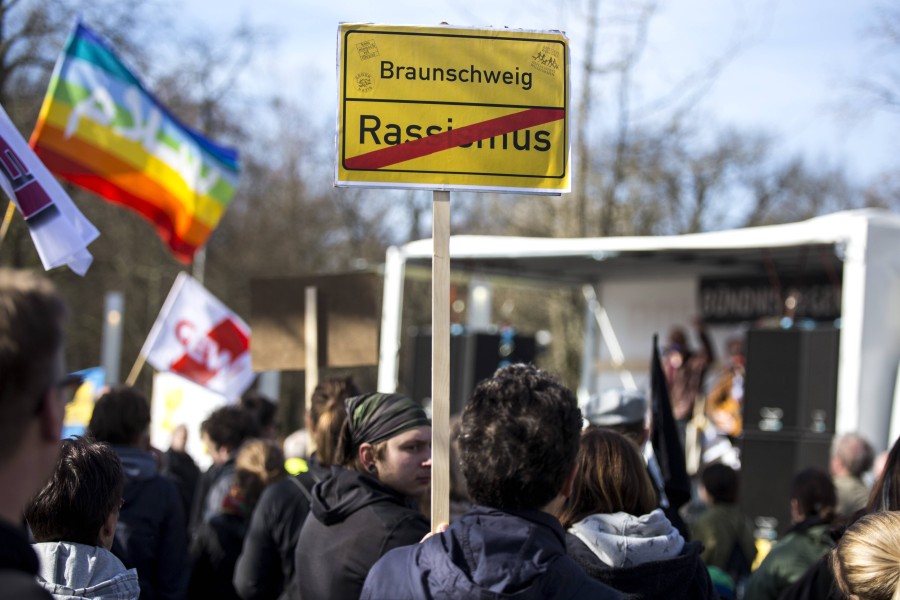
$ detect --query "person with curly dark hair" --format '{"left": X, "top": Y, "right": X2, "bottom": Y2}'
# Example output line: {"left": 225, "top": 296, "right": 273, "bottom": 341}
{"left": 361, "top": 363, "right": 623, "bottom": 600}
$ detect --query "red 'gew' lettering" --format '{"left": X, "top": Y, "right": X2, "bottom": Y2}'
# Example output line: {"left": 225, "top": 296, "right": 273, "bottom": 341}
{"left": 170, "top": 318, "right": 249, "bottom": 384}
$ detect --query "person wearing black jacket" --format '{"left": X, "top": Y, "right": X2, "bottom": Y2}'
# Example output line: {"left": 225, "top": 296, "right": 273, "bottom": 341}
{"left": 163, "top": 424, "right": 200, "bottom": 526}
{"left": 88, "top": 387, "right": 189, "bottom": 600}
{"left": 233, "top": 460, "right": 326, "bottom": 599}
{"left": 290, "top": 392, "right": 432, "bottom": 600}
{"left": 190, "top": 406, "right": 257, "bottom": 534}
{"left": 296, "top": 464, "right": 429, "bottom": 599}
{"left": 234, "top": 377, "right": 358, "bottom": 600}
{"left": 0, "top": 520, "right": 54, "bottom": 600}
{"left": 0, "top": 269, "right": 68, "bottom": 600}
{"left": 567, "top": 532, "right": 712, "bottom": 599}
{"left": 189, "top": 439, "right": 284, "bottom": 600}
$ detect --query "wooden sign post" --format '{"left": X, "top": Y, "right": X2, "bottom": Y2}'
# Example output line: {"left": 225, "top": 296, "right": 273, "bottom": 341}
{"left": 431, "top": 191, "right": 451, "bottom": 528}
{"left": 304, "top": 286, "right": 319, "bottom": 421}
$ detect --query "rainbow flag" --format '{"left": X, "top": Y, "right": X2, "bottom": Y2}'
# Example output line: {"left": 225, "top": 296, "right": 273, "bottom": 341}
{"left": 30, "top": 23, "right": 240, "bottom": 263}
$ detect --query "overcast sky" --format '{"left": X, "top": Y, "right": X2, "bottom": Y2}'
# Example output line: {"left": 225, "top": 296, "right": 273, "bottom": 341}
{"left": 180, "top": 0, "right": 896, "bottom": 184}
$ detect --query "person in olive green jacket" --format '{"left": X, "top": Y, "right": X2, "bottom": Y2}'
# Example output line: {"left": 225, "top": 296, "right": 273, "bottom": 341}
{"left": 743, "top": 468, "right": 837, "bottom": 600}
{"left": 690, "top": 464, "right": 756, "bottom": 582}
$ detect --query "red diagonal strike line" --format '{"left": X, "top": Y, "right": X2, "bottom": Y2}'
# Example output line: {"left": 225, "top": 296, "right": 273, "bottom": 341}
{"left": 344, "top": 107, "right": 565, "bottom": 170}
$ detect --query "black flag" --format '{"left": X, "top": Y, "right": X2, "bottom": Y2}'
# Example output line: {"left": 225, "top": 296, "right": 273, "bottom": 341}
{"left": 650, "top": 333, "right": 692, "bottom": 511}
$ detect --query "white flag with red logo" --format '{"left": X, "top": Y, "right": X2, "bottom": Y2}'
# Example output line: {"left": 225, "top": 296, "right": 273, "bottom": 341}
{"left": 0, "top": 102, "right": 98, "bottom": 275}
{"left": 140, "top": 272, "right": 254, "bottom": 399}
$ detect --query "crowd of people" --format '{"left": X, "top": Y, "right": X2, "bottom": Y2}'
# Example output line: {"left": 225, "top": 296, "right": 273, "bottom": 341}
{"left": 1, "top": 266, "right": 899, "bottom": 600}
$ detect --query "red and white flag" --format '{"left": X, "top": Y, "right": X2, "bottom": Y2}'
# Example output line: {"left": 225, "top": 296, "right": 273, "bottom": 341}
{"left": 140, "top": 273, "right": 254, "bottom": 400}
{"left": 0, "top": 102, "right": 98, "bottom": 275}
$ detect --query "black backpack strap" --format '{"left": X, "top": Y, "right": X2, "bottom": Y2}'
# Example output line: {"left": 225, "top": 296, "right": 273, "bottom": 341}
{"left": 288, "top": 475, "right": 314, "bottom": 504}
{"left": 725, "top": 539, "right": 751, "bottom": 582}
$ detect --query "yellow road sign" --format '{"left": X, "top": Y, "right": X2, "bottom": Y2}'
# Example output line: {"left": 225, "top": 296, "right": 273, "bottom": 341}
{"left": 336, "top": 24, "right": 570, "bottom": 194}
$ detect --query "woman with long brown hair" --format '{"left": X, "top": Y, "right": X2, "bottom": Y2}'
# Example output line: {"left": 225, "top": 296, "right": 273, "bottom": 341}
{"left": 560, "top": 427, "right": 715, "bottom": 599}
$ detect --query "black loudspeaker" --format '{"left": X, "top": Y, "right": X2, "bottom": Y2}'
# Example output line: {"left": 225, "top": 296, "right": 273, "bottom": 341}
{"left": 406, "top": 331, "right": 536, "bottom": 414}
{"left": 740, "top": 327, "right": 839, "bottom": 536}
{"left": 740, "top": 431, "right": 831, "bottom": 536}
{"left": 408, "top": 333, "right": 469, "bottom": 414}
{"left": 743, "top": 328, "right": 840, "bottom": 435}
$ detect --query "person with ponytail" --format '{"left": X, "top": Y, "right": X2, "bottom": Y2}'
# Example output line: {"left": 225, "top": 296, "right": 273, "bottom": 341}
{"left": 190, "top": 439, "right": 285, "bottom": 599}
{"left": 290, "top": 392, "right": 431, "bottom": 600}
{"left": 233, "top": 377, "right": 359, "bottom": 599}
{"left": 832, "top": 511, "right": 900, "bottom": 600}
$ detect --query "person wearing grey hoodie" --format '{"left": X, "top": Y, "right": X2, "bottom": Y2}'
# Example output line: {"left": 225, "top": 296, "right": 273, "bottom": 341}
{"left": 32, "top": 542, "right": 139, "bottom": 600}
{"left": 559, "top": 427, "right": 716, "bottom": 600}
{"left": 25, "top": 437, "right": 140, "bottom": 600}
